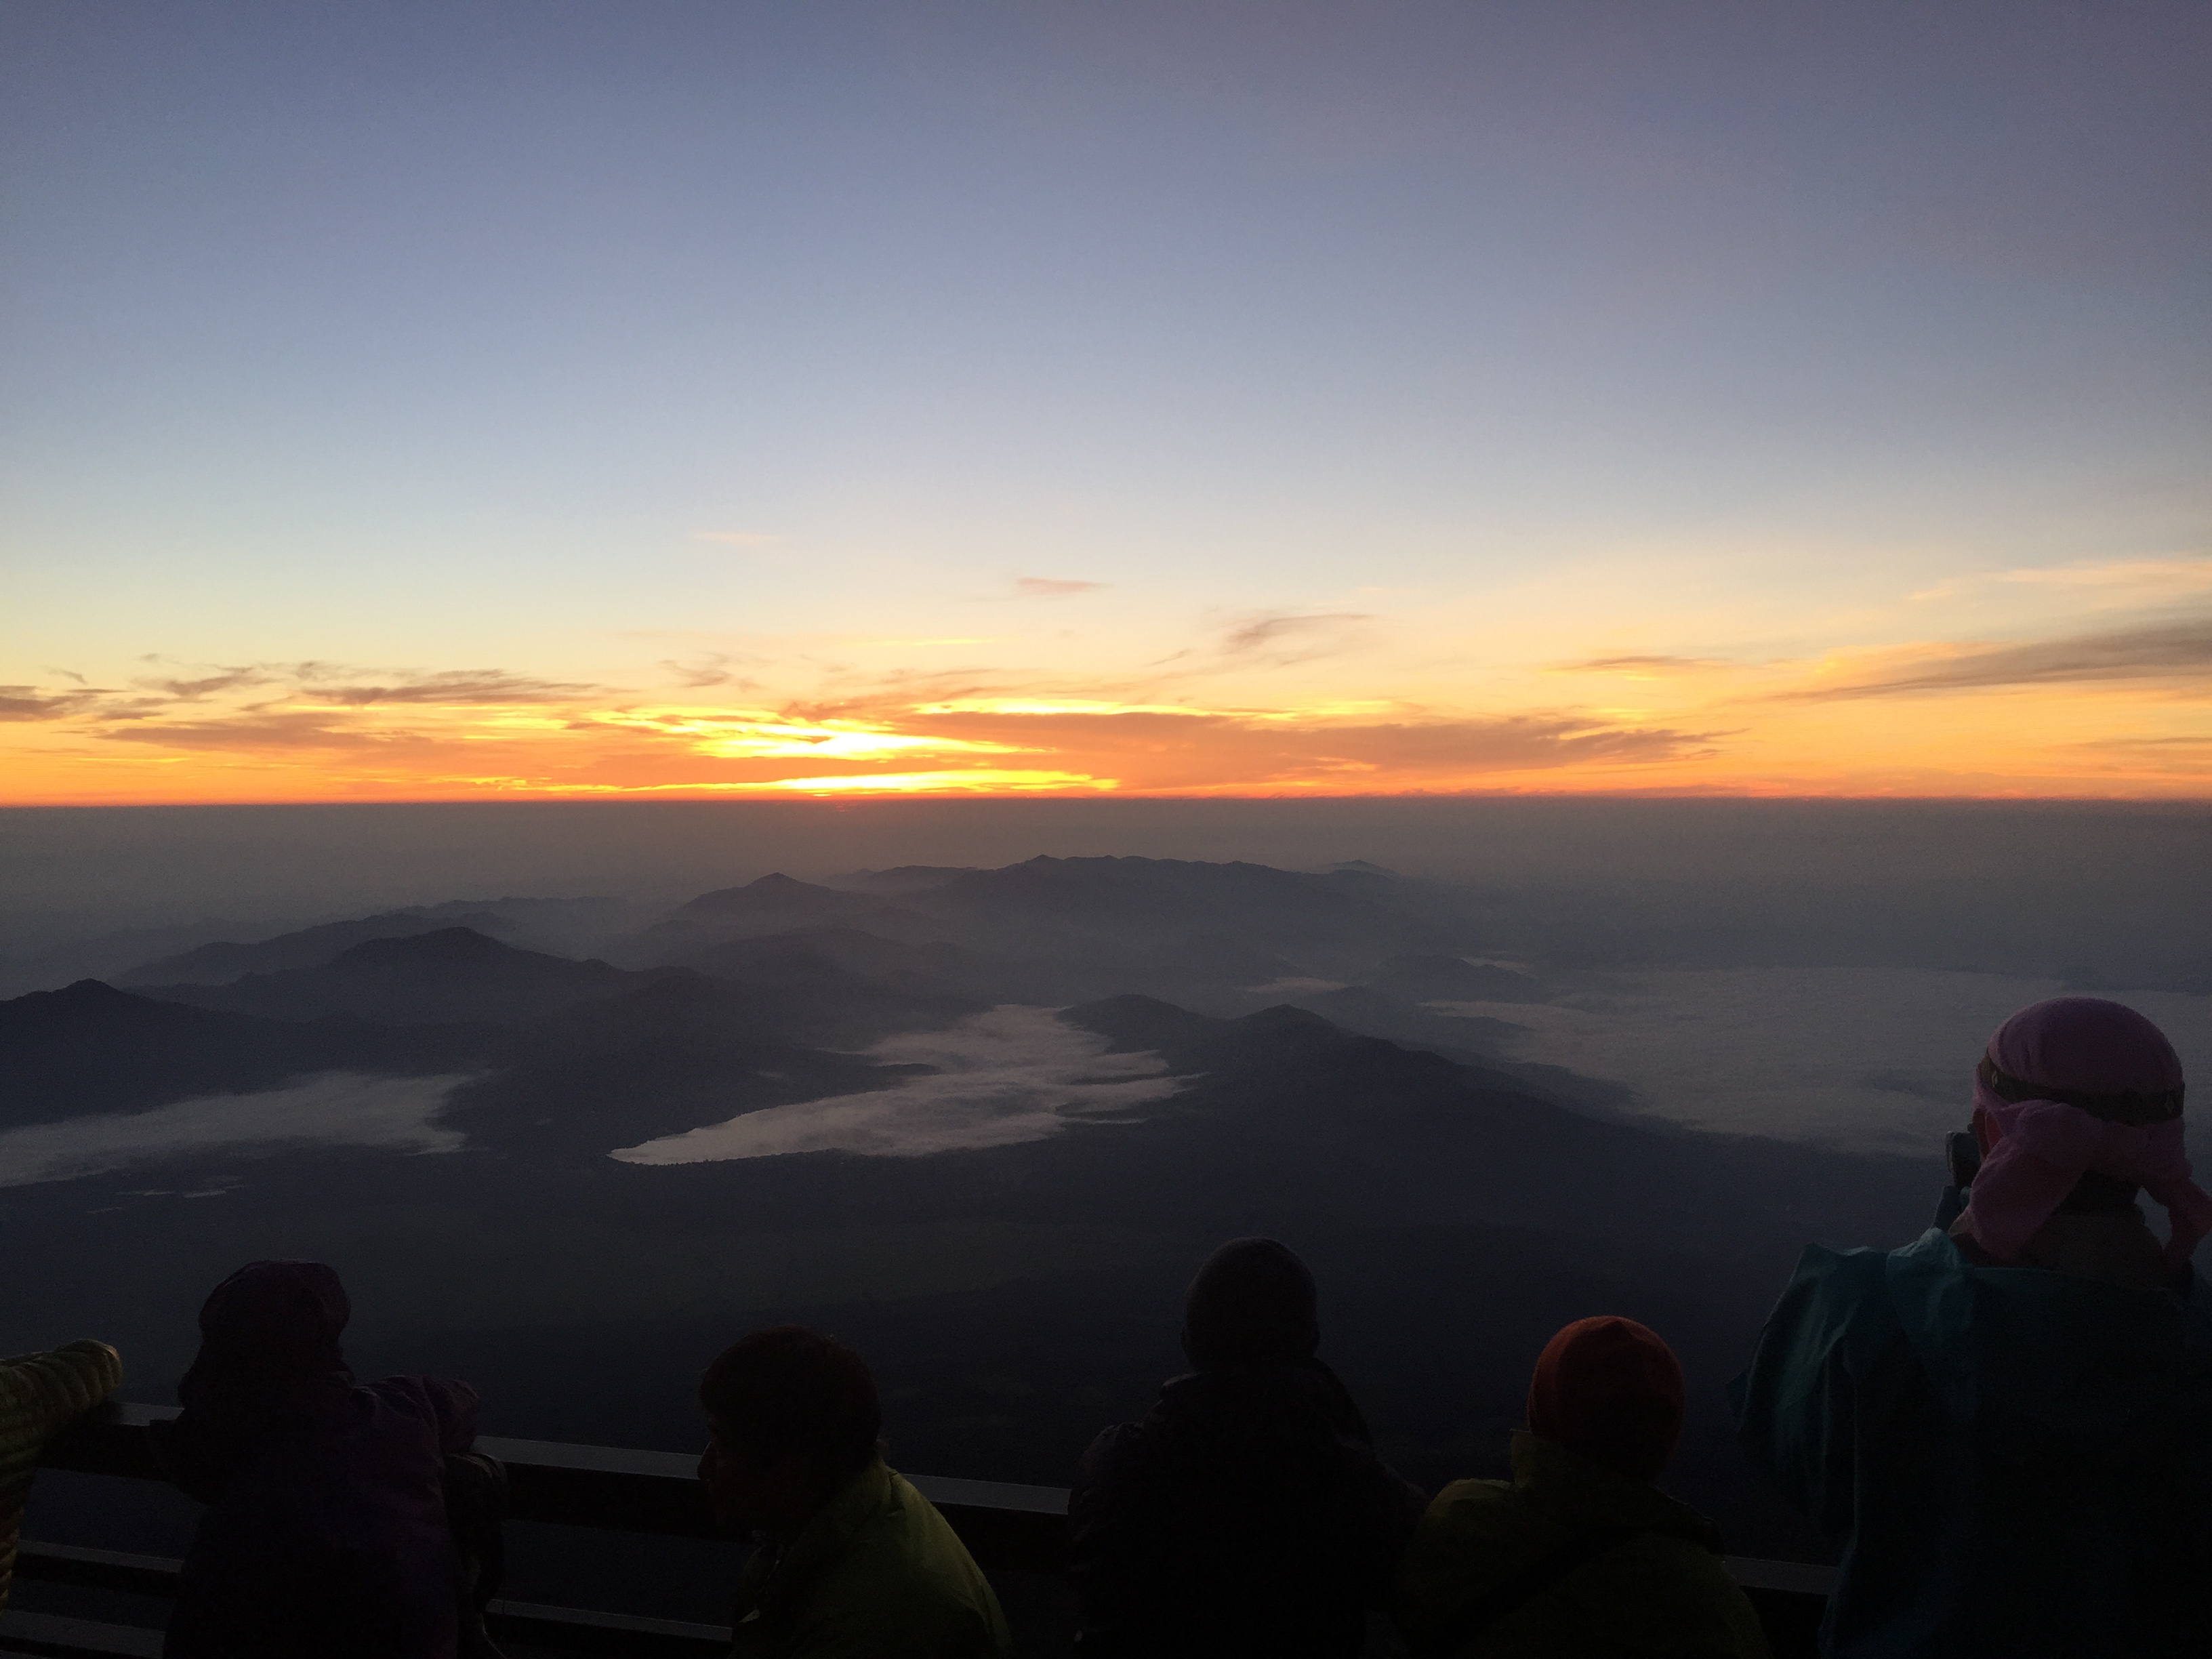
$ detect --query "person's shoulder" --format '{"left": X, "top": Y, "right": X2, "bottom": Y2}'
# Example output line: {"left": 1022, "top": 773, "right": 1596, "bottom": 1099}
{"left": 1798, "top": 1235, "right": 1911, "bottom": 1291}
{"left": 1392, "top": 1475, "right": 1547, "bottom": 1647}
{"left": 1427, "top": 1474, "right": 1513, "bottom": 1512}
{"left": 879, "top": 1472, "right": 996, "bottom": 1585}
{"left": 1413, "top": 1474, "right": 1517, "bottom": 1542}
{"left": 806, "top": 1473, "right": 1004, "bottom": 1642}
{"left": 1767, "top": 1235, "right": 1917, "bottom": 1339}
{"left": 359, "top": 1374, "right": 480, "bottom": 1446}
{"left": 361, "top": 1372, "right": 470, "bottom": 1408}
{"left": 1076, "top": 1415, "right": 1147, "bottom": 1476}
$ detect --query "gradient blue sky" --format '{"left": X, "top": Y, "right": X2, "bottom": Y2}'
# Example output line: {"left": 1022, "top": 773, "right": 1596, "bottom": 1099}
{"left": 4, "top": 2, "right": 2207, "bottom": 799}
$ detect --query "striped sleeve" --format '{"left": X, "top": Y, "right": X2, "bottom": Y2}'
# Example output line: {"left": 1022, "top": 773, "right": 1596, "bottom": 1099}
{"left": 0, "top": 1340, "right": 123, "bottom": 1610}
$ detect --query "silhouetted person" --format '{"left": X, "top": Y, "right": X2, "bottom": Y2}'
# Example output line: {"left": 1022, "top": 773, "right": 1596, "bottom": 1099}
{"left": 151, "top": 1261, "right": 487, "bottom": 1659}
{"left": 0, "top": 1336, "right": 122, "bottom": 1611}
{"left": 1734, "top": 997, "right": 2212, "bottom": 1657}
{"left": 699, "top": 1325, "right": 1010, "bottom": 1658}
{"left": 1068, "top": 1237, "right": 1425, "bottom": 1657}
{"left": 1393, "top": 1317, "right": 1765, "bottom": 1657}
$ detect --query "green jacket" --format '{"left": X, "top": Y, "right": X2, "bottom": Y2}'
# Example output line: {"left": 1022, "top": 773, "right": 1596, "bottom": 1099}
{"left": 1392, "top": 1433, "right": 1768, "bottom": 1659}
{"left": 731, "top": 1458, "right": 1012, "bottom": 1659}
{"left": 1732, "top": 1229, "right": 2212, "bottom": 1657}
{"left": 0, "top": 1340, "right": 123, "bottom": 1610}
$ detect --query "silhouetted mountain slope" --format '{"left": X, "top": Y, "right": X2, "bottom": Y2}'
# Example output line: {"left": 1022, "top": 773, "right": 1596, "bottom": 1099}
{"left": 595, "top": 944, "right": 976, "bottom": 1046}
{"left": 0, "top": 979, "right": 482, "bottom": 1126}
{"left": 447, "top": 975, "right": 931, "bottom": 1155}
{"left": 138, "top": 927, "right": 655, "bottom": 1025}
{"left": 627, "top": 874, "right": 940, "bottom": 964}
{"left": 682, "top": 926, "right": 1002, "bottom": 1010}
{"left": 626, "top": 856, "right": 1489, "bottom": 1004}
{"left": 1263, "top": 983, "right": 1525, "bottom": 1054}
{"left": 407, "top": 896, "right": 647, "bottom": 958}
{"left": 119, "top": 909, "right": 512, "bottom": 986}
{"left": 828, "top": 865, "right": 981, "bottom": 896}
{"left": 678, "top": 873, "right": 914, "bottom": 928}
{"left": 1052, "top": 995, "right": 1925, "bottom": 1257}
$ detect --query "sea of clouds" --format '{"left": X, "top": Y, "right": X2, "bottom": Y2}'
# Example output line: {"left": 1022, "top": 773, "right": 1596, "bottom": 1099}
{"left": 1431, "top": 968, "right": 2212, "bottom": 1155}
{"left": 0, "top": 1072, "right": 470, "bottom": 1188}
{"left": 612, "top": 1005, "right": 1185, "bottom": 1164}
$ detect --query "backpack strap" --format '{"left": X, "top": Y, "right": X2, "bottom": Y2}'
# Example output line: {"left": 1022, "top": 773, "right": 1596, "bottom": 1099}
{"left": 1424, "top": 1524, "right": 1644, "bottom": 1656}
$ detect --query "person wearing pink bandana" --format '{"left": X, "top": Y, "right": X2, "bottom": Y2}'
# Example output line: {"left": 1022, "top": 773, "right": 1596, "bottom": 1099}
{"left": 1731, "top": 997, "right": 2212, "bottom": 1658}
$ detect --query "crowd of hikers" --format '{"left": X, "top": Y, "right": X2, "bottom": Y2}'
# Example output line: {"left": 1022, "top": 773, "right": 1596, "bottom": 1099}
{"left": 0, "top": 994, "right": 2206, "bottom": 1658}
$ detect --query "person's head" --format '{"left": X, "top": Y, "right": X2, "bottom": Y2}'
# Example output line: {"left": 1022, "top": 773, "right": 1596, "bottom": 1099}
{"left": 1525, "top": 1316, "right": 1684, "bottom": 1483}
{"left": 697, "top": 1326, "right": 880, "bottom": 1540}
{"left": 1964, "top": 997, "right": 2207, "bottom": 1267}
{"left": 179, "top": 1260, "right": 350, "bottom": 1408}
{"left": 1973, "top": 996, "right": 2184, "bottom": 1155}
{"left": 1181, "top": 1237, "right": 1321, "bottom": 1372}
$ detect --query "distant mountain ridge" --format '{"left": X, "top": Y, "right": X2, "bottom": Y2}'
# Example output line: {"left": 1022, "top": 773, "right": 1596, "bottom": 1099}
{"left": 3, "top": 854, "right": 1596, "bottom": 1174}
{"left": 119, "top": 909, "right": 514, "bottom": 986}
{"left": 617, "top": 857, "right": 1489, "bottom": 1009}
{"left": 114, "top": 896, "right": 644, "bottom": 987}
{"left": 0, "top": 979, "right": 480, "bottom": 1128}
{"left": 135, "top": 926, "right": 658, "bottom": 1027}
{"left": 825, "top": 865, "right": 981, "bottom": 896}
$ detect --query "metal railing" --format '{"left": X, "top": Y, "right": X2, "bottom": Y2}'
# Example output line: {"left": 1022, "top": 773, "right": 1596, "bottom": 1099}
{"left": 5, "top": 1401, "right": 1830, "bottom": 1656}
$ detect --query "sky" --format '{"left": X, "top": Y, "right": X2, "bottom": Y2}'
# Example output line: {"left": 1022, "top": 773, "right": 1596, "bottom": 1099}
{"left": 3, "top": 1, "right": 2208, "bottom": 803}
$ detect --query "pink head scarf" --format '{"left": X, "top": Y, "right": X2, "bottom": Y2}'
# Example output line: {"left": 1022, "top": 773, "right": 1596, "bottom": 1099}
{"left": 1962, "top": 996, "right": 2209, "bottom": 1271}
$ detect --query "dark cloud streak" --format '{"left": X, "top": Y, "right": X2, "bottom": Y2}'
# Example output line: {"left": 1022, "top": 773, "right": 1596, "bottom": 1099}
{"left": 0, "top": 686, "right": 108, "bottom": 722}
{"left": 1210, "top": 611, "right": 1375, "bottom": 669}
{"left": 1787, "top": 617, "right": 2212, "bottom": 701}
{"left": 297, "top": 670, "right": 600, "bottom": 706}
{"left": 1563, "top": 653, "right": 1725, "bottom": 674}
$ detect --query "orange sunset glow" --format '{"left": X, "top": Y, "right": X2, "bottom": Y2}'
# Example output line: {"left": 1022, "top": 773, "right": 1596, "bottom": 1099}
{"left": 5, "top": 6, "right": 2207, "bottom": 807}
{"left": 7, "top": 571, "right": 2208, "bottom": 802}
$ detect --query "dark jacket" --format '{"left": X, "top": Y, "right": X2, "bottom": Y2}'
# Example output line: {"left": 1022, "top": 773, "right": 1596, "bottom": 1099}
{"left": 1069, "top": 1359, "right": 1425, "bottom": 1658}
{"left": 1732, "top": 1229, "right": 2212, "bottom": 1658}
{"left": 155, "top": 1371, "right": 480, "bottom": 1659}
{"left": 1392, "top": 1432, "right": 1767, "bottom": 1658}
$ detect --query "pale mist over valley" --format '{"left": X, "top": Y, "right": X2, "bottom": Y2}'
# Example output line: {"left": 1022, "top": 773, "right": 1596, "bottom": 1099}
{"left": 4, "top": 796, "right": 2208, "bottom": 1600}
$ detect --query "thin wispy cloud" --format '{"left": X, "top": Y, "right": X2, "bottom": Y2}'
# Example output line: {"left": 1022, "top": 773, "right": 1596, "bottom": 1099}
{"left": 1557, "top": 654, "right": 1728, "bottom": 675}
{"left": 95, "top": 714, "right": 438, "bottom": 752}
{"left": 300, "top": 669, "right": 600, "bottom": 706}
{"left": 1910, "top": 557, "right": 2212, "bottom": 605}
{"left": 5, "top": 590, "right": 2199, "bottom": 800}
{"left": 882, "top": 702, "right": 1718, "bottom": 790}
{"left": 134, "top": 666, "right": 272, "bottom": 700}
{"left": 0, "top": 685, "right": 108, "bottom": 722}
{"left": 1788, "top": 618, "right": 2212, "bottom": 701}
{"left": 1217, "top": 612, "right": 1374, "bottom": 666}
{"left": 659, "top": 653, "right": 760, "bottom": 691}
{"left": 1011, "top": 577, "right": 1106, "bottom": 598}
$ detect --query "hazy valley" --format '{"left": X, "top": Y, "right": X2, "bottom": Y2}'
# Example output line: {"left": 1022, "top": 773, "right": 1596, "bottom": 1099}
{"left": 3, "top": 806, "right": 2208, "bottom": 1590}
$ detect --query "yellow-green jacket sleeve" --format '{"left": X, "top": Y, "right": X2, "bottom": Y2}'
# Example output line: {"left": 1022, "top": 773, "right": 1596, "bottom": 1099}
{"left": 0, "top": 1340, "right": 124, "bottom": 1610}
